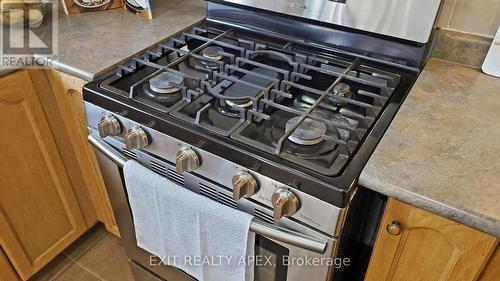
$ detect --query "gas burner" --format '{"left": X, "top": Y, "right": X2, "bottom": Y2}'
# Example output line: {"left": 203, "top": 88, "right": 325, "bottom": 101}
{"left": 215, "top": 102, "right": 243, "bottom": 118}
{"left": 198, "top": 46, "right": 224, "bottom": 70}
{"left": 329, "top": 83, "right": 353, "bottom": 106}
{"left": 202, "top": 46, "right": 224, "bottom": 61}
{"left": 285, "top": 117, "right": 327, "bottom": 145}
{"left": 143, "top": 84, "right": 183, "bottom": 106}
{"left": 269, "top": 111, "right": 340, "bottom": 159}
{"left": 149, "top": 72, "right": 184, "bottom": 94}
{"left": 214, "top": 96, "right": 250, "bottom": 119}
{"left": 225, "top": 100, "right": 253, "bottom": 108}
{"left": 220, "top": 67, "right": 279, "bottom": 109}
{"left": 141, "top": 72, "right": 185, "bottom": 106}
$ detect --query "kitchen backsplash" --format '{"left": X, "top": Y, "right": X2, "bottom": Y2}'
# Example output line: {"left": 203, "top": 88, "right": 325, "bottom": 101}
{"left": 437, "top": 0, "right": 500, "bottom": 37}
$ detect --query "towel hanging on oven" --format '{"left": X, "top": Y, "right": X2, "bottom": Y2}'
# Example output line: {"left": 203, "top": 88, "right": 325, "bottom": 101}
{"left": 124, "top": 160, "right": 255, "bottom": 281}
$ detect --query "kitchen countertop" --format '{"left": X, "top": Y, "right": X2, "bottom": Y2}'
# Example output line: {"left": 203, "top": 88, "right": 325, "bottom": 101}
{"left": 1, "top": 0, "right": 206, "bottom": 80}
{"left": 360, "top": 59, "right": 500, "bottom": 237}
{"left": 53, "top": 0, "right": 206, "bottom": 80}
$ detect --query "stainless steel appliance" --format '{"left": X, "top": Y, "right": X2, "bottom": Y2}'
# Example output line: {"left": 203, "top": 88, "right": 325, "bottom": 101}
{"left": 84, "top": 1, "right": 442, "bottom": 280}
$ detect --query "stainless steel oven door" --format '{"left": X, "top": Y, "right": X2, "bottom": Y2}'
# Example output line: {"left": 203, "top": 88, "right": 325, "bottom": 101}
{"left": 89, "top": 134, "right": 337, "bottom": 281}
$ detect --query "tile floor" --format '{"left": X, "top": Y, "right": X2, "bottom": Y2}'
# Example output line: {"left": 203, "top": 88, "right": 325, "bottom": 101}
{"left": 30, "top": 224, "right": 135, "bottom": 281}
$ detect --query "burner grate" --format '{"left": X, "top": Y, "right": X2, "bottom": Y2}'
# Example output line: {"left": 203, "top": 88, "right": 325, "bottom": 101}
{"left": 99, "top": 22, "right": 402, "bottom": 176}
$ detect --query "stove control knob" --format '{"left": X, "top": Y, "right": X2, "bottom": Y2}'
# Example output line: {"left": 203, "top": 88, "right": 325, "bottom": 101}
{"left": 97, "top": 115, "right": 122, "bottom": 138}
{"left": 176, "top": 147, "right": 200, "bottom": 173}
{"left": 271, "top": 188, "right": 301, "bottom": 222}
{"left": 124, "top": 126, "right": 149, "bottom": 150}
{"left": 232, "top": 172, "right": 259, "bottom": 200}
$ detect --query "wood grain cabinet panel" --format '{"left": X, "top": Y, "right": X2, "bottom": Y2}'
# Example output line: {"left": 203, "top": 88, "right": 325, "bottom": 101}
{"left": 478, "top": 245, "right": 500, "bottom": 281}
{"left": 0, "top": 71, "right": 87, "bottom": 280}
{"left": 45, "top": 70, "right": 120, "bottom": 237}
{"left": 365, "top": 198, "right": 497, "bottom": 281}
{"left": 0, "top": 248, "right": 19, "bottom": 281}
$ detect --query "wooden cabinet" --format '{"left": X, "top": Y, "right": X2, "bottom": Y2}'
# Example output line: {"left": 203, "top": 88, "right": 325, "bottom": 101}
{"left": 478, "top": 246, "right": 500, "bottom": 281}
{"left": 365, "top": 198, "right": 498, "bottom": 281}
{"left": 30, "top": 70, "right": 119, "bottom": 237}
{"left": 0, "top": 248, "right": 19, "bottom": 281}
{"left": 0, "top": 71, "right": 87, "bottom": 280}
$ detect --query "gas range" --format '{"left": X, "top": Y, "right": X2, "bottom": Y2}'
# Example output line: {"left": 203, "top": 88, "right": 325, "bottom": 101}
{"left": 84, "top": 18, "right": 418, "bottom": 207}
{"left": 83, "top": 1, "right": 442, "bottom": 280}
{"left": 102, "top": 21, "right": 404, "bottom": 173}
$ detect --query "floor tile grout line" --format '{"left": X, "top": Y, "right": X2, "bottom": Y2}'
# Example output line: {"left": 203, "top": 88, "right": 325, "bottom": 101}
{"left": 63, "top": 228, "right": 109, "bottom": 261}
{"left": 65, "top": 255, "right": 107, "bottom": 281}
{"left": 30, "top": 225, "right": 111, "bottom": 281}
{"left": 45, "top": 259, "right": 76, "bottom": 281}
{"left": 61, "top": 227, "right": 110, "bottom": 281}
{"left": 51, "top": 226, "right": 132, "bottom": 281}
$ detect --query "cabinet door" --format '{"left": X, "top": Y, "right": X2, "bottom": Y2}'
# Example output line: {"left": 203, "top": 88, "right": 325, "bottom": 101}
{"left": 0, "top": 71, "right": 87, "bottom": 280}
{"left": 47, "top": 70, "right": 120, "bottom": 237}
{"left": 365, "top": 198, "right": 497, "bottom": 281}
{"left": 0, "top": 248, "right": 19, "bottom": 281}
{"left": 478, "top": 245, "right": 500, "bottom": 281}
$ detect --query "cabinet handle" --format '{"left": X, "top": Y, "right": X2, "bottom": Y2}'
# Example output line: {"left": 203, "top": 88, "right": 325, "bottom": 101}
{"left": 386, "top": 220, "right": 402, "bottom": 236}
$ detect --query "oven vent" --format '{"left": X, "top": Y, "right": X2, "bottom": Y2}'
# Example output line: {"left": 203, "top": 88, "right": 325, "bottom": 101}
{"left": 150, "top": 161, "right": 167, "bottom": 177}
{"left": 218, "top": 193, "right": 237, "bottom": 209}
{"left": 198, "top": 183, "right": 237, "bottom": 209}
{"left": 254, "top": 209, "right": 274, "bottom": 224}
{"left": 167, "top": 169, "right": 184, "bottom": 186}
{"left": 199, "top": 183, "right": 218, "bottom": 201}
{"left": 122, "top": 148, "right": 138, "bottom": 160}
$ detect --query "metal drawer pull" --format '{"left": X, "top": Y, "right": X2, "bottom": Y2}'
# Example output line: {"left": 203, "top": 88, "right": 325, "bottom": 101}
{"left": 88, "top": 134, "right": 328, "bottom": 254}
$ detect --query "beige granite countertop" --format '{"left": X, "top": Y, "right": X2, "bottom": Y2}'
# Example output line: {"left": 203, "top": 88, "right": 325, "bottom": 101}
{"left": 360, "top": 59, "right": 500, "bottom": 237}
{"left": 53, "top": 0, "right": 205, "bottom": 80}
{"left": 1, "top": 0, "right": 206, "bottom": 80}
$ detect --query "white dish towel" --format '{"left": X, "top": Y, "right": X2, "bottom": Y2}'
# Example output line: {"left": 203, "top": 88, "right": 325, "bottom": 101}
{"left": 124, "top": 160, "right": 255, "bottom": 281}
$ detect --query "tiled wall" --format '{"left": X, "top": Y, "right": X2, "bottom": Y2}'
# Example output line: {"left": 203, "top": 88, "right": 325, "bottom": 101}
{"left": 437, "top": 0, "right": 500, "bottom": 37}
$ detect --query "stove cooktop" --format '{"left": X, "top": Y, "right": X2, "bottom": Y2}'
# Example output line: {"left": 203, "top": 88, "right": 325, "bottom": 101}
{"left": 84, "top": 20, "right": 418, "bottom": 207}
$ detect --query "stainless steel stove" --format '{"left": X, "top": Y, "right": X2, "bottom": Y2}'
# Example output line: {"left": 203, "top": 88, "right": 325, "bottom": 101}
{"left": 84, "top": 1, "right": 442, "bottom": 280}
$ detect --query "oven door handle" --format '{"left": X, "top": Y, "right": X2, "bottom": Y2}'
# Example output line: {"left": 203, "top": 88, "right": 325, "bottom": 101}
{"left": 89, "top": 134, "right": 128, "bottom": 167}
{"left": 249, "top": 219, "right": 328, "bottom": 254}
{"left": 88, "top": 135, "right": 328, "bottom": 254}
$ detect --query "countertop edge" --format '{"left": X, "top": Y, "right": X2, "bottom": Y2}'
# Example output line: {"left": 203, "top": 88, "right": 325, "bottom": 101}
{"left": 359, "top": 175, "right": 500, "bottom": 238}
{"left": 50, "top": 61, "right": 95, "bottom": 81}
{"left": 1, "top": 63, "right": 95, "bottom": 81}
{"left": 0, "top": 69, "right": 18, "bottom": 78}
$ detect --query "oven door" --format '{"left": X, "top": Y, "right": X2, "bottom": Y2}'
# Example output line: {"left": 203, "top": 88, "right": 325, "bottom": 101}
{"left": 89, "top": 134, "right": 337, "bottom": 281}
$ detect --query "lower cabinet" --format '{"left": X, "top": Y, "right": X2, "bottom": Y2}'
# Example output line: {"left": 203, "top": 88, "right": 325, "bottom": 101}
{"left": 0, "top": 248, "right": 19, "bottom": 281}
{"left": 478, "top": 246, "right": 500, "bottom": 281}
{"left": 49, "top": 70, "right": 120, "bottom": 237}
{"left": 364, "top": 198, "right": 498, "bottom": 281}
{"left": 0, "top": 71, "right": 87, "bottom": 280}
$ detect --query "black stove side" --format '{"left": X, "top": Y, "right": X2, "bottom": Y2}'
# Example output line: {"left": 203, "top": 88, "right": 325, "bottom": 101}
{"left": 333, "top": 187, "right": 387, "bottom": 281}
